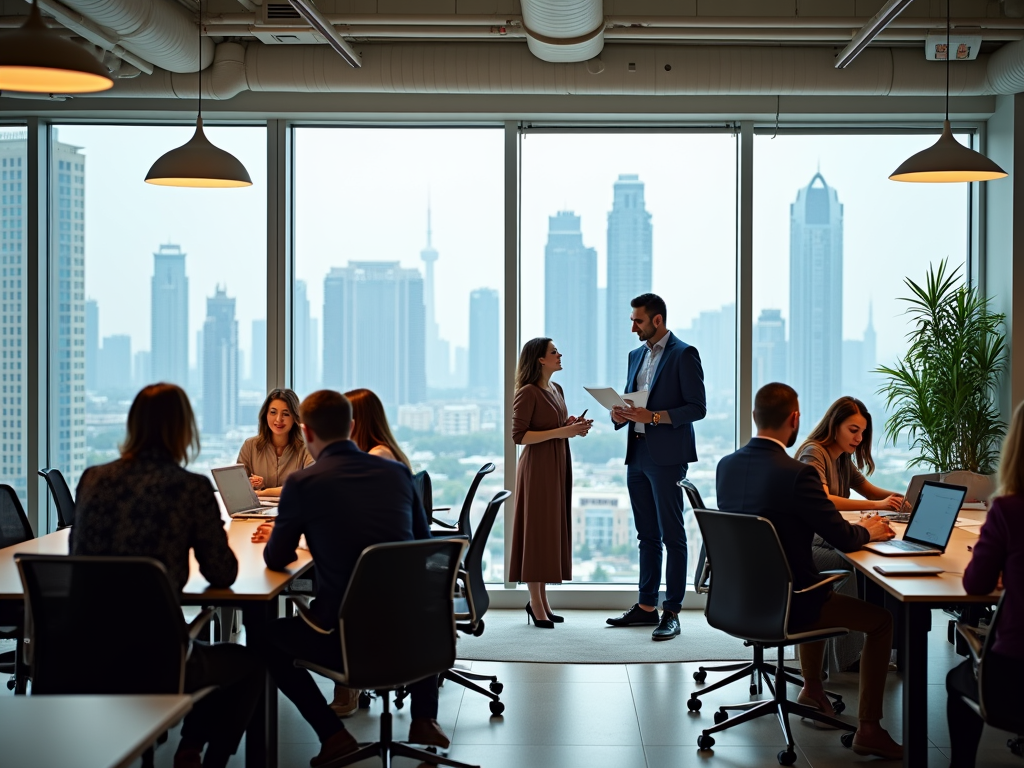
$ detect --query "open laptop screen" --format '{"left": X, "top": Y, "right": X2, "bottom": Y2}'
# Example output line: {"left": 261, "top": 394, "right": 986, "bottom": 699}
{"left": 211, "top": 464, "right": 258, "bottom": 514}
{"left": 904, "top": 481, "right": 967, "bottom": 549}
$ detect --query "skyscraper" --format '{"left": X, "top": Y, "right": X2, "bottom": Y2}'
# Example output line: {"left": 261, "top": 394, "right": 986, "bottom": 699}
{"left": 322, "top": 261, "right": 426, "bottom": 408}
{"left": 682, "top": 304, "right": 735, "bottom": 411}
{"left": 134, "top": 350, "right": 151, "bottom": 389}
{"left": 85, "top": 299, "right": 98, "bottom": 391}
{"left": 789, "top": 172, "right": 843, "bottom": 424}
{"left": 250, "top": 319, "right": 266, "bottom": 390}
{"left": 544, "top": 211, "right": 597, "bottom": 415}
{"left": 150, "top": 243, "right": 189, "bottom": 389}
{"left": 98, "top": 335, "right": 131, "bottom": 392}
{"left": 468, "top": 288, "right": 499, "bottom": 399}
{"left": 293, "top": 280, "right": 314, "bottom": 395}
{"left": 421, "top": 205, "right": 451, "bottom": 389}
{"left": 202, "top": 286, "right": 239, "bottom": 435}
{"left": 605, "top": 174, "right": 652, "bottom": 384}
{"left": 753, "top": 309, "right": 787, "bottom": 393}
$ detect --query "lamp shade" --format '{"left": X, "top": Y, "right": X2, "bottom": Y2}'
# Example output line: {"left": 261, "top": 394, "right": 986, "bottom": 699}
{"left": 889, "top": 120, "right": 1007, "bottom": 183}
{"left": 0, "top": 2, "right": 112, "bottom": 94}
{"left": 145, "top": 117, "right": 253, "bottom": 188}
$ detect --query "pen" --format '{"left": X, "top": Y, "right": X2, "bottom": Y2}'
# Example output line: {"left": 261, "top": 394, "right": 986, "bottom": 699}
{"left": 578, "top": 409, "right": 588, "bottom": 420}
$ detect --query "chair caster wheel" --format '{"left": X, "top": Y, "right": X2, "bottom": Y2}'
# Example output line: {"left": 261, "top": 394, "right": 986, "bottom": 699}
{"left": 693, "top": 669, "right": 707, "bottom": 683}
{"left": 714, "top": 710, "right": 728, "bottom": 725}
{"left": 749, "top": 684, "right": 758, "bottom": 696}
{"left": 473, "top": 620, "right": 485, "bottom": 637}
{"left": 394, "top": 696, "right": 404, "bottom": 710}
{"left": 687, "top": 697, "right": 702, "bottom": 712}
{"left": 1009, "top": 738, "right": 1022, "bottom": 756}
{"left": 489, "top": 682, "right": 503, "bottom": 694}
{"left": 778, "top": 749, "right": 797, "bottom": 765}
{"left": 5, "top": 679, "right": 14, "bottom": 691}
{"left": 489, "top": 700, "right": 505, "bottom": 716}
{"left": 833, "top": 700, "right": 846, "bottom": 715}
{"left": 358, "top": 691, "right": 372, "bottom": 708}
{"left": 697, "top": 734, "right": 715, "bottom": 751}
{"left": 841, "top": 732, "right": 855, "bottom": 748}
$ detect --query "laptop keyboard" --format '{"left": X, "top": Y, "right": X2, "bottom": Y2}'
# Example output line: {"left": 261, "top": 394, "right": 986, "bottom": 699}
{"left": 888, "top": 540, "right": 930, "bottom": 552}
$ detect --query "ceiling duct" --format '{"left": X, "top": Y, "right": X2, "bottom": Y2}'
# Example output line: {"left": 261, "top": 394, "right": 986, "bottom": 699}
{"left": 521, "top": 0, "right": 604, "bottom": 63}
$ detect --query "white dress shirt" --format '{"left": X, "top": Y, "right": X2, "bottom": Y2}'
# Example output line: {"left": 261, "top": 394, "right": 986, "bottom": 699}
{"left": 634, "top": 333, "right": 670, "bottom": 434}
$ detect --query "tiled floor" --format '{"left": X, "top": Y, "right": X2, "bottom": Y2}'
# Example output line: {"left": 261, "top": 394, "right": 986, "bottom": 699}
{"left": 9, "top": 610, "right": 1023, "bottom": 768}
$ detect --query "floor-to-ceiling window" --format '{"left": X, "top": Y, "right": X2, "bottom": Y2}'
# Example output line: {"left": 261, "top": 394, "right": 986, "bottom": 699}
{"left": 293, "top": 126, "right": 507, "bottom": 580}
{"left": 519, "top": 131, "right": 738, "bottom": 585}
{"left": 48, "top": 124, "right": 267, "bottom": 508}
{"left": 752, "top": 132, "right": 971, "bottom": 497}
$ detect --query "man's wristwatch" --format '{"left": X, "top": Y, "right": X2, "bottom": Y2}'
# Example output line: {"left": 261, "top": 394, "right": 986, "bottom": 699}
{"left": 650, "top": 411, "right": 661, "bottom": 427}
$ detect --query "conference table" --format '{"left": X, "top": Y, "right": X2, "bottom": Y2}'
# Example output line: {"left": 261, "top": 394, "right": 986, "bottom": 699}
{"left": 0, "top": 518, "right": 313, "bottom": 768}
{"left": 838, "top": 510, "right": 997, "bottom": 768}
{"left": 0, "top": 694, "right": 192, "bottom": 768}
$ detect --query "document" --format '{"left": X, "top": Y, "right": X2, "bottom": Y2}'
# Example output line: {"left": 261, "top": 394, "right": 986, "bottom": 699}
{"left": 584, "top": 387, "right": 650, "bottom": 410}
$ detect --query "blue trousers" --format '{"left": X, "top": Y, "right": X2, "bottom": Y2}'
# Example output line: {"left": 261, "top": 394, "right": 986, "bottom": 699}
{"left": 626, "top": 436, "right": 688, "bottom": 613}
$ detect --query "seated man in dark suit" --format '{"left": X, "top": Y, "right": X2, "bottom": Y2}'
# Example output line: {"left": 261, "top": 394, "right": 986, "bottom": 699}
{"left": 716, "top": 382, "right": 902, "bottom": 760}
{"left": 257, "top": 389, "right": 440, "bottom": 767}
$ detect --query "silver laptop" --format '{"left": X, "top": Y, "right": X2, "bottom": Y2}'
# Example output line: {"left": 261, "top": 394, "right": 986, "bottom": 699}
{"left": 898, "top": 472, "right": 942, "bottom": 514}
{"left": 864, "top": 481, "right": 967, "bottom": 556}
{"left": 211, "top": 464, "right": 278, "bottom": 519}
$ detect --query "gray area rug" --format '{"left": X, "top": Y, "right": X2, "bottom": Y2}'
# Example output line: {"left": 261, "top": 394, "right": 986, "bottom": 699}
{"left": 456, "top": 609, "right": 795, "bottom": 664}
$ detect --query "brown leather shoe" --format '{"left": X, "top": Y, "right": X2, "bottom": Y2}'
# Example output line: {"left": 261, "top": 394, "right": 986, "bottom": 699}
{"left": 852, "top": 733, "right": 903, "bottom": 760}
{"left": 407, "top": 718, "right": 451, "bottom": 749}
{"left": 310, "top": 728, "right": 358, "bottom": 767}
{"left": 330, "top": 685, "right": 360, "bottom": 718}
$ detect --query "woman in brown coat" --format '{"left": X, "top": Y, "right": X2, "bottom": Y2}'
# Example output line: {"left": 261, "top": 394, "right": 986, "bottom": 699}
{"left": 509, "top": 337, "right": 593, "bottom": 628}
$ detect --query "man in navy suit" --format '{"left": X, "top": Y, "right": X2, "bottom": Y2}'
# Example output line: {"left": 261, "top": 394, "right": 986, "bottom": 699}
{"left": 257, "top": 390, "right": 441, "bottom": 767}
{"left": 606, "top": 293, "right": 707, "bottom": 641}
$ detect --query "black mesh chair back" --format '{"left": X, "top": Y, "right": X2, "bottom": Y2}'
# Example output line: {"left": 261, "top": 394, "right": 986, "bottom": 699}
{"left": 977, "top": 593, "right": 1023, "bottom": 732}
{"left": 679, "top": 478, "right": 711, "bottom": 593}
{"left": 462, "top": 490, "right": 511, "bottom": 623}
{"left": 456, "top": 462, "right": 496, "bottom": 540}
{"left": 694, "top": 509, "right": 793, "bottom": 643}
{"left": 16, "top": 555, "right": 189, "bottom": 694}
{"left": 411, "top": 470, "right": 433, "bottom": 520}
{"left": 38, "top": 468, "right": 75, "bottom": 528}
{"left": 0, "top": 484, "right": 33, "bottom": 549}
{"left": 338, "top": 539, "right": 466, "bottom": 691}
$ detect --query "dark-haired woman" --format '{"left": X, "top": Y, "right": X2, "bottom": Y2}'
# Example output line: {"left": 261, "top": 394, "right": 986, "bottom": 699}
{"left": 71, "top": 384, "right": 262, "bottom": 768}
{"left": 509, "top": 338, "right": 592, "bottom": 628}
{"left": 238, "top": 388, "right": 314, "bottom": 496}
{"left": 345, "top": 388, "right": 412, "bottom": 469}
{"left": 796, "top": 396, "right": 904, "bottom": 675}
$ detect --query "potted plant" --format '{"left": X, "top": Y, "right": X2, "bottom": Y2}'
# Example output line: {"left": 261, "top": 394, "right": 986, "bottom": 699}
{"left": 877, "top": 259, "right": 1007, "bottom": 478}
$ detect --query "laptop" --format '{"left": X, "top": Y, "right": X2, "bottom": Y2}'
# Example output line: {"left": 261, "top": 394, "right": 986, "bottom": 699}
{"left": 864, "top": 481, "right": 967, "bottom": 556}
{"left": 898, "top": 472, "right": 942, "bottom": 514}
{"left": 211, "top": 464, "right": 278, "bottom": 519}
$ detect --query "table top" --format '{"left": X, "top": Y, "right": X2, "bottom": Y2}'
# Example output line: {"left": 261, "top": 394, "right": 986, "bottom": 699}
{"left": 0, "top": 519, "right": 312, "bottom": 602}
{"left": 839, "top": 513, "right": 999, "bottom": 604}
{"left": 0, "top": 694, "right": 192, "bottom": 768}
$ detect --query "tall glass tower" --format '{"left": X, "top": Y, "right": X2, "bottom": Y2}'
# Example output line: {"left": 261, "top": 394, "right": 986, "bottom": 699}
{"left": 202, "top": 286, "right": 238, "bottom": 435}
{"left": 789, "top": 172, "right": 843, "bottom": 424}
{"left": 421, "top": 205, "right": 450, "bottom": 389}
{"left": 150, "top": 243, "right": 189, "bottom": 390}
{"left": 468, "top": 288, "right": 499, "bottom": 399}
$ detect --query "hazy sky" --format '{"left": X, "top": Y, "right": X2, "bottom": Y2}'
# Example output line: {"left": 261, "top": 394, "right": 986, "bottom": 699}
{"left": 57, "top": 124, "right": 973, "bottom": 377}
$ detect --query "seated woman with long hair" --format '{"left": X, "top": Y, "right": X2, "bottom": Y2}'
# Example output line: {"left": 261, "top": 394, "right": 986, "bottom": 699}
{"left": 344, "top": 388, "right": 411, "bottom": 468}
{"left": 237, "top": 388, "right": 314, "bottom": 496}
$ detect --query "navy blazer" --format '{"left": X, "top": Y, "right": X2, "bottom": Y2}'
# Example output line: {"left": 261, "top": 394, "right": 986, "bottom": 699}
{"left": 716, "top": 438, "right": 869, "bottom": 628}
{"left": 615, "top": 332, "right": 707, "bottom": 466}
{"left": 264, "top": 439, "right": 429, "bottom": 629}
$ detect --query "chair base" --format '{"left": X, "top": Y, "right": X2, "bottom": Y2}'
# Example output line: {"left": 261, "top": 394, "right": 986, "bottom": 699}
{"left": 396, "top": 668, "right": 505, "bottom": 717}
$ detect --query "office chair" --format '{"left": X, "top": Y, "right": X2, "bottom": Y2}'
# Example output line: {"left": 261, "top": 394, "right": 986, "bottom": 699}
{"left": 412, "top": 469, "right": 455, "bottom": 530}
{"left": 691, "top": 509, "right": 856, "bottom": 766}
{"left": 955, "top": 593, "right": 1024, "bottom": 758}
{"left": 38, "top": 468, "right": 75, "bottom": 529}
{"left": 0, "top": 484, "right": 34, "bottom": 693}
{"left": 454, "top": 462, "right": 496, "bottom": 540}
{"left": 294, "top": 538, "right": 479, "bottom": 768}
{"left": 16, "top": 555, "right": 215, "bottom": 767}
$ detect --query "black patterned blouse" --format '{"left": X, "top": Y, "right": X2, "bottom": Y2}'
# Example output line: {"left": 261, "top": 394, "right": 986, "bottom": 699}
{"left": 70, "top": 451, "right": 237, "bottom": 592}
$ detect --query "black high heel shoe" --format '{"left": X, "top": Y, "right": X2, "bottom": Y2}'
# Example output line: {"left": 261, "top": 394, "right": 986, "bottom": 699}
{"left": 548, "top": 611, "right": 564, "bottom": 623}
{"left": 525, "top": 603, "right": 554, "bottom": 629}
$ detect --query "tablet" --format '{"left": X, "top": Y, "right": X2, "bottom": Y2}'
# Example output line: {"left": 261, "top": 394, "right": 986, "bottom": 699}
{"left": 873, "top": 564, "right": 944, "bottom": 576}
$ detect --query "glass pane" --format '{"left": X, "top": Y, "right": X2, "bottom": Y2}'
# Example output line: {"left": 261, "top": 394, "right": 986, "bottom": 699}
{"left": 752, "top": 134, "right": 969, "bottom": 497}
{"left": 0, "top": 128, "right": 28, "bottom": 507}
{"left": 520, "top": 133, "right": 737, "bottom": 586}
{"left": 51, "top": 125, "right": 267, "bottom": 518}
{"left": 294, "top": 127, "right": 506, "bottom": 579}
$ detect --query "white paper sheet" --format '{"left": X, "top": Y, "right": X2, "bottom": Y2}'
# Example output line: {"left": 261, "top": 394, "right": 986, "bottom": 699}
{"left": 584, "top": 387, "right": 650, "bottom": 410}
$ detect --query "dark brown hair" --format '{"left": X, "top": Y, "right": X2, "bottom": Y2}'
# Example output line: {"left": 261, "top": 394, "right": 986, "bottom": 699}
{"left": 631, "top": 293, "right": 668, "bottom": 325}
{"left": 514, "top": 337, "right": 553, "bottom": 391}
{"left": 753, "top": 382, "right": 799, "bottom": 431}
{"left": 120, "top": 383, "right": 200, "bottom": 465}
{"left": 798, "top": 395, "right": 876, "bottom": 475}
{"left": 299, "top": 390, "right": 353, "bottom": 444}
{"left": 345, "top": 388, "right": 411, "bottom": 469}
{"left": 255, "top": 388, "right": 304, "bottom": 453}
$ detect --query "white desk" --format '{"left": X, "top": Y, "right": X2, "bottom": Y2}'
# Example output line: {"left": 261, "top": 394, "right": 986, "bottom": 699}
{"left": 0, "top": 694, "right": 192, "bottom": 768}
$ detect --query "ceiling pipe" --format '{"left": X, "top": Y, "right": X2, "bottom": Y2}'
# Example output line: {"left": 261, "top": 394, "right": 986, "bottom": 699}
{"left": 34, "top": 0, "right": 155, "bottom": 75}
{"left": 835, "top": 0, "right": 916, "bottom": 68}
{"left": 520, "top": 0, "right": 605, "bottom": 62}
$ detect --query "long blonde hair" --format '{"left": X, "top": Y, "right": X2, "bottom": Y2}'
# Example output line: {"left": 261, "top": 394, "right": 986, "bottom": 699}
{"left": 997, "top": 400, "right": 1024, "bottom": 497}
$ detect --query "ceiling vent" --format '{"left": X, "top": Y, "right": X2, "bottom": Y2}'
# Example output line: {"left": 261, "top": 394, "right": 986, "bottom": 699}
{"left": 255, "top": 2, "right": 326, "bottom": 45}
{"left": 263, "top": 3, "right": 301, "bottom": 21}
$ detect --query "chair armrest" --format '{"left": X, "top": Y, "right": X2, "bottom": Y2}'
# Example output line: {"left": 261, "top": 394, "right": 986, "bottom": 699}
{"left": 187, "top": 608, "right": 217, "bottom": 643}
{"left": 793, "top": 571, "right": 850, "bottom": 595}
{"left": 432, "top": 517, "right": 458, "bottom": 529}
{"left": 454, "top": 568, "right": 474, "bottom": 622}
{"left": 433, "top": 507, "right": 452, "bottom": 513}
{"left": 295, "top": 659, "right": 349, "bottom": 685}
{"left": 955, "top": 622, "right": 985, "bottom": 665}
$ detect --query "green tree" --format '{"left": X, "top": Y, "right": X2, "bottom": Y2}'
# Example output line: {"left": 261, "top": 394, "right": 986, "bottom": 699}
{"left": 591, "top": 564, "right": 611, "bottom": 582}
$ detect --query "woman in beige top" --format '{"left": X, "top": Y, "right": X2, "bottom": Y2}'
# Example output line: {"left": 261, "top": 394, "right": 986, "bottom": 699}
{"left": 237, "top": 388, "right": 314, "bottom": 496}
{"left": 345, "top": 388, "right": 412, "bottom": 468}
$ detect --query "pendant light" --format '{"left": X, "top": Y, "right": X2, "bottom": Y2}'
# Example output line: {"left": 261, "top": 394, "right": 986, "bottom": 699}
{"left": 0, "top": 0, "right": 112, "bottom": 94}
{"left": 145, "top": 1, "right": 252, "bottom": 188}
{"left": 889, "top": 0, "right": 1007, "bottom": 183}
